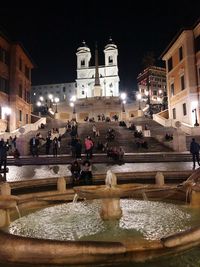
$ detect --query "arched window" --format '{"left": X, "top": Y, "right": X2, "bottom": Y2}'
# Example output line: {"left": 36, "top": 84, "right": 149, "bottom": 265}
{"left": 108, "top": 56, "right": 113, "bottom": 64}
{"left": 81, "top": 60, "right": 85, "bottom": 66}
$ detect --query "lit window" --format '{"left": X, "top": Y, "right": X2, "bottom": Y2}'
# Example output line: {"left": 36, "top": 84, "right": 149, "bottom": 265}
{"left": 183, "top": 103, "right": 187, "bottom": 116}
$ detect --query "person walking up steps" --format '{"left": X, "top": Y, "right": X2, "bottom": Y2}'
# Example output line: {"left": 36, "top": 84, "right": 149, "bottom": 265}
{"left": 190, "top": 138, "right": 200, "bottom": 169}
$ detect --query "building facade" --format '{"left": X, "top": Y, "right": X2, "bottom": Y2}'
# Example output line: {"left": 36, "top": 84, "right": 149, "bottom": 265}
{"left": 76, "top": 40, "right": 119, "bottom": 99}
{"left": 162, "top": 20, "right": 200, "bottom": 129}
{"left": 0, "top": 31, "right": 34, "bottom": 132}
{"left": 137, "top": 66, "right": 167, "bottom": 105}
{"left": 31, "top": 82, "right": 76, "bottom": 107}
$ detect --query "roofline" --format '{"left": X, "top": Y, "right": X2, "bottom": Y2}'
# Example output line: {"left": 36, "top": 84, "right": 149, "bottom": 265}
{"left": 159, "top": 28, "right": 191, "bottom": 59}
{"left": 160, "top": 17, "right": 200, "bottom": 59}
{"left": 0, "top": 27, "right": 12, "bottom": 43}
{"left": 14, "top": 41, "right": 36, "bottom": 68}
{"left": 0, "top": 27, "right": 36, "bottom": 67}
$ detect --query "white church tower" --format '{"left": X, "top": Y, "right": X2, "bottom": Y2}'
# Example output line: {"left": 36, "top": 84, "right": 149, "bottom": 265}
{"left": 76, "top": 39, "right": 119, "bottom": 99}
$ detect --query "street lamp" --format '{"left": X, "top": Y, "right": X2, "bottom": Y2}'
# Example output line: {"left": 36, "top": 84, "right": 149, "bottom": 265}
{"left": 54, "top": 97, "right": 59, "bottom": 113}
{"left": 120, "top": 93, "right": 127, "bottom": 112}
{"left": 70, "top": 95, "right": 76, "bottom": 114}
{"left": 137, "top": 93, "right": 142, "bottom": 110}
{"left": 48, "top": 94, "right": 53, "bottom": 108}
{"left": 2, "top": 107, "right": 11, "bottom": 132}
{"left": 70, "top": 102, "right": 75, "bottom": 114}
{"left": 36, "top": 101, "right": 42, "bottom": 116}
{"left": 192, "top": 108, "right": 199, "bottom": 127}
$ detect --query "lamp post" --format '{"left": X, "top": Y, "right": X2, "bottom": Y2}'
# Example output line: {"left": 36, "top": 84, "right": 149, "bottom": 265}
{"left": 48, "top": 94, "right": 53, "bottom": 108}
{"left": 54, "top": 97, "right": 59, "bottom": 113}
{"left": 137, "top": 93, "right": 142, "bottom": 110}
{"left": 192, "top": 108, "right": 199, "bottom": 127}
{"left": 36, "top": 101, "right": 42, "bottom": 117}
{"left": 120, "top": 93, "right": 127, "bottom": 112}
{"left": 70, "top": 95, "right": 76, "bottom": 114}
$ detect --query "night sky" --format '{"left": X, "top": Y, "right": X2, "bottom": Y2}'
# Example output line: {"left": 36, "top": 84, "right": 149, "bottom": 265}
{"left": 0, "top": 2, "right": 199, "bottom": 91}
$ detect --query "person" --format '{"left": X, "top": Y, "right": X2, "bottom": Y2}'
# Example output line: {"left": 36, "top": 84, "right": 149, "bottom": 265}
{"left": 80, "top": 160, "right": 93, "bottom": 185}
{"left": 0, "top": 139, "right": 7, "bottom": 171}
{"left": 70, "top": 160, "right": 81, "bottom": 186}
{"left": 52, "top": 137, "right": 59, "bottom": 157}
{"left": 190, "top": 138, "right": 200, "bottom": 169}
{"left": 30, "top": 136, "right": 39, "bottom": 157}
{"left": 13, "top": 148, "right": 20, "bottom": 159}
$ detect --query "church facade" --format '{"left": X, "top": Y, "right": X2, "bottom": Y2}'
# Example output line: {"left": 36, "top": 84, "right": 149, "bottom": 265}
{"left": 76, "top": 40, "right": 119, "bottom": 99}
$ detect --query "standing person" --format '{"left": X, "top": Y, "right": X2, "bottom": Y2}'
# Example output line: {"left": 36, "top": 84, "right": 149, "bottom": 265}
{"left": 52, "top": 137, "right": 59, "bottom": 157}
{"left": 30, "top": 136, "right": 39, "bottom": 157}
{"left": 75, "top": 139, "right": 82, "bottom": 159}
{"left": 84, "top": 136, "right": 93, "bottom": 159}
{"left": 0, "top": 139, "right": 7, "bottom": 171}
{"left": 92, "top": 124, "right": 96, "bottom": 138}
{"left": 70, "top": 160, "right": 81, "bottom": 186}
{"left": 190, "top": 138, "right": 200, "bottom": 169}
{"left": 45, "top": 135, "right": 52, "bottom": 155}
{"left": 80, "top": 160, "right": 93, "bottom": 185}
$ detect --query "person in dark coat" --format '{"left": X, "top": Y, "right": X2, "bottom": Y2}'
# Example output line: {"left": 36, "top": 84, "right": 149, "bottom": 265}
{"left": 190, "top": 138, "right": 200, "bottom": 169}
{"left": 70, "top": 160, "right": 81, "bottom": 186}
{"left": 0, "top": 139, "right": 7, "bottom": 171}
{"left": 30, "top": 136, "right": 39, "bottom": 157}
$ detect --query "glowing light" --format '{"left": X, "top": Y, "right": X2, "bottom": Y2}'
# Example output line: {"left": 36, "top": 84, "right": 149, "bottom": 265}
{"left": 120, "top": 92, "right": 127, "bottom": 101}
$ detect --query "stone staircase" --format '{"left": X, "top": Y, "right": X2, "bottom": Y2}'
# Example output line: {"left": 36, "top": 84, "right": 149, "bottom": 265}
{"left": 36, "top": 119, "right": 173, "bottom": 156}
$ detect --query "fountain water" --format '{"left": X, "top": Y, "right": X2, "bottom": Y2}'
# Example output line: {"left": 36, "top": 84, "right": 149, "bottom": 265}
{"left": 1, "top": 169, "right": 200, "bottom": 266}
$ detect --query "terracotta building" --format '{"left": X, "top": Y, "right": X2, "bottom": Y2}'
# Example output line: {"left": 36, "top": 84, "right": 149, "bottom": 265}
{"left": 0, "top": 31, "right": 34, "bottom": 132}
{"left": 137, "top": 66, "right": 167, "bottom": 105}
{"left": 161, "top": 20, "right": 200, "bottom": 133}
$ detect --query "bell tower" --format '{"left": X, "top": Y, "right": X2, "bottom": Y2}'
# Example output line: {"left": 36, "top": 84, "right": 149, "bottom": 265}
{"left": 76, "top": 41, "right": 91, "bottom": 69}
{"left": 104, "top": 38, "right": 119, "bottom": 97}
{"left": 76, "top": 41, "right": 91, "bottom": 98}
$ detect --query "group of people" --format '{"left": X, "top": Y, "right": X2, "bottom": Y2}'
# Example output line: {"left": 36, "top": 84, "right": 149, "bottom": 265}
{"left": 70, "top": 160, "right": 93, "bottom": 186}
{"left": 107, "top": 146, "right": 125, "bottom": 161}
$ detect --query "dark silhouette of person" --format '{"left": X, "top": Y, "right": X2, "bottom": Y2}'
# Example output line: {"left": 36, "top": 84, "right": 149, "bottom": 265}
{"left": 70, "top": 160, "right": 81, "bottom": 186}
{"left": 30, "top": 136, "right": 39, "bottom": 157}
{"left": 80, "top": 160, "right": 93, "bottom": 185}
{"left": 0, "top": 139, "right": 7, "bottom": 171}
{"left": 190, "top": 138, "right": 200, "bottom": 169}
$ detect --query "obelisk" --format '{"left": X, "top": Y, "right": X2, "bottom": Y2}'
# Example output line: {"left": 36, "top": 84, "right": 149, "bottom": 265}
{"left": 93, "top": 44, "right": 102, "bottom": 97}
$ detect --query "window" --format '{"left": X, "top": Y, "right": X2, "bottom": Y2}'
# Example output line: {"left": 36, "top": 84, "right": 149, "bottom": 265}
{"left": 26, "top": 91, "right": 30, "bottom": 103}
{"left": 26, "top": 114, "right": 29, "bottom": 124}
{"left": 19, "top": 110, "right": 22, "bottom": 122}
{"left": 167, "top": 57, "right": 173, "bottom": 72}
{"left": 195, "top": 35, "right": 200, "bottom": 53}
{"left": 179, "top": 46, "right": 183, "bottom": 61}
{"left": 25, "top": 66, "right": 30, "bottom": 80}
{"left": 19, "top": 58, "right": 22, "bottom": 71}
{"left": 183, "top": 103, "right": 187, "bottom": 116}
{"left": 81, "top": 60, "right": 85, "bottom": 66}
{"left": 170, "top": 83, "right": 174, "bottom": 96}
{"left": 82, "top": 91, "right": 85, "bottom": 95}
{"left": 172, "top": 108, "right": 176, "bottom": 119}
{"left": 180, "top": 75, "right": 185, "bottom": 90}
{"left": 63, "top": 87, "right": 66, "bottom": 92}
{"left": 108, "top": 56, "right": 113, "bottom": 64}
{"left": 19, "top": 84, "right": 23, "bottom": 98}
{"left": 0, "top": 76, "right": 9, "bottom": 94}
{"left": 0, "top": 47, "right": 9, "bottom": 65}
{"left": 153, "top": 90, "right": 157, "bottom": 96}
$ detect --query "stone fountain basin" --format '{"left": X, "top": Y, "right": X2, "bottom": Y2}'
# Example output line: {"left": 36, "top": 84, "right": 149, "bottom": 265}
{"left": 73, "top": 184, "right": 181, "bottom": 200}
{"left": 1, "top": 226, "right": 200, "bottom": 266}
{"left": 0, "top": 182, "right": 200, "bottom": 265}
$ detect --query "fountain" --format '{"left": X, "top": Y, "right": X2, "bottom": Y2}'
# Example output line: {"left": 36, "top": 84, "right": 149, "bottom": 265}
{"left": 1, "top": 169, "right": 200, "bottom": 266}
